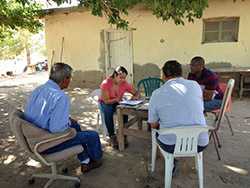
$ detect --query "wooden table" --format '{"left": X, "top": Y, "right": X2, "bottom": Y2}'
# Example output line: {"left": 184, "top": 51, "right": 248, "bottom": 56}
{"left": 239, "top": 71, "right": 250, "bottom": 99}
{"left": 215, "top": 69, "right": 250, "bottom": 99}
{"left": 117, "top": 101, "right": 150, "bottom": 151}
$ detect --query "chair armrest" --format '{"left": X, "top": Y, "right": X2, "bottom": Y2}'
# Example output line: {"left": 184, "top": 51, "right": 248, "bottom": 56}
{"left": 34, "top": 128, "right": 77, "bottom": 153}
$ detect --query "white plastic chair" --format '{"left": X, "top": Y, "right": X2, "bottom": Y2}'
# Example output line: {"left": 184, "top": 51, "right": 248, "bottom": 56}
{"left": 89, "top": 89, "right": 108, "bottom": 138}
{"left": 151, "top": 126, "right": 209, "bottom": 188}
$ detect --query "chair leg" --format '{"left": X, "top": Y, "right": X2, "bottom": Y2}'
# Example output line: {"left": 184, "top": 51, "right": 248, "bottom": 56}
{"left": 211, "top": 132, "right": 221, "bottom": 160}
{"left": 214, "top": 131, "right": 222, "bottom": 148}
{"left": 147, "top": 124, "right": 152, "bottom": 132}
{"left": 210, "top": 130, "right": 221, "bottom": 148}
{"left": 101, "top": 121, "right": 108, "bottom": 139}
{"left": 31, "top": 163, "right": 80, "bottom": 188}
{"left": 54, "top": 174, "right": 80, "bottom": 182}
{"left": 196, "top": 153, "right": 204, "bottom": 188}
{"left": 137, "top": 118, "right": 143, "bottom": 130}
{"left": 225, "top": 114, "right": 234, "bottom": 136}
{"left": 209, "top": 132, "right": 212, "bottom": 140}
{"left": 97, "top": 113, "right": 100, "bottom": 132}
{"left": 44, "top": 178, "right": 54, "bottom": 188}
{"left": 164, "top": 154, "right": 174, "bottom": 188}
{"left": 32, "top": 173, "right": 54, "bottom": 179}
{"left": 100, "top": 111, "right": 108, "bottom": 139}
{"left": 151, "top": 135, "right": 157, "bottom": 172}
{"left": 32, "top": 173, "right": 80, "bottom": 188}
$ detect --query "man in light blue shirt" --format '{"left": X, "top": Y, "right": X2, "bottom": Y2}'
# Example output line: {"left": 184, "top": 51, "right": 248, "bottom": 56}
{"left": 25, "top": 63, "right": 102, "bottom": 173}
{"left": 25, "top": 79, "right": 71, "bottom": 133}
{"left": 148, "top": 60, "right": 209, "bottom": 154}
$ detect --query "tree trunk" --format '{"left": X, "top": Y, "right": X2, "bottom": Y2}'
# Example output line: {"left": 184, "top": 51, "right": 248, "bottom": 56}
{"left": 26, "top": 44, "right": 31, "bottom": 66}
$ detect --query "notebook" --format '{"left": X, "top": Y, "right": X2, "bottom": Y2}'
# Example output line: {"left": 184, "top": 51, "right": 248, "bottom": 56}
{"left": 119, "top": 99, "right": 144, "bottom": 106}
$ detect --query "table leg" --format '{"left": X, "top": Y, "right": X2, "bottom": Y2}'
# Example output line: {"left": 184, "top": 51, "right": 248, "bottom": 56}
{"left": 117, "top": 108, "right": 125, "bottom": 151}
{"left": 137, "top": 117, "right": 142, "bottom": 130}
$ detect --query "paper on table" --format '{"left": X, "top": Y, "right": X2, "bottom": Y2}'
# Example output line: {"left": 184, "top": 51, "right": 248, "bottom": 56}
{"left": 119, "top": 99, "right": 144, "bottom": 106}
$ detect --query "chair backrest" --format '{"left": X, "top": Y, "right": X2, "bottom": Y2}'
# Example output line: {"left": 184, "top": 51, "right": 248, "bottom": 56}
{"left": 216, "top": 79, "right": 235, "bottom": 129}
{"left": 219, "top": 82, "right": 232, "bottom": 112}
{"left": 89, "top": 89, "right": 101, "bottom": 105}
{"left": 137, "top": 77, "right": 164, "bottom": 97}
{"left": 157, "top": 126, "right": 209, "bottom": 156}
{"left": 8, "top": 107, "right": 34, "bottom": 156}
{"left": 9, "top": 107, "right": 76, "bottom": 154}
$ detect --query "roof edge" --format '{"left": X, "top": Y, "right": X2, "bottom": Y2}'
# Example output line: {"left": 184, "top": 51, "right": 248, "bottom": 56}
{"left": 41, "top": 6, "right": 87, "bottom": 17}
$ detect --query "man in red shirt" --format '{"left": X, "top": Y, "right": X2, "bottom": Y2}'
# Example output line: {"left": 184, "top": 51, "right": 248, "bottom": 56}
{"left": 188, "top": 56, "right": 224, "bottom": 111}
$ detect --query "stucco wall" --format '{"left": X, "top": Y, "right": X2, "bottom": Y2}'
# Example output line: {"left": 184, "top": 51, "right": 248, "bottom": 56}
{"left": 44, "top": 0, "right": 250, "bottom": 88}
{"left": 130, "top": 0, "right": 250, "bottom": 70}
{"left": 45, "top": 10, "right": 109, "bottom": 88}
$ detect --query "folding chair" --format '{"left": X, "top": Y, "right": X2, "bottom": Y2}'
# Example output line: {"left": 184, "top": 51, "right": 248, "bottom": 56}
{"left": 210, "top": 82, "right": 234, "bottom": 135}
{"left": 151, "top": 126, "right": 209, "bottom": 188}
{"left": 208, "top": 79, "right": 235, "bottom": 160}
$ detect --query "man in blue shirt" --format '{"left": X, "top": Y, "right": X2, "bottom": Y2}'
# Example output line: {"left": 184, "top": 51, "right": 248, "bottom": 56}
{"left": 148, "top": 60, "right": 208, "bottom": 174}
{"left": 25, "top": 63, "right": 102, "bottom": 173}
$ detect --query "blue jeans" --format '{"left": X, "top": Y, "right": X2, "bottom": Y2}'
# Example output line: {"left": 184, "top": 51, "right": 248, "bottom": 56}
{"left": 99, "top": 102, "right": 128, "bottom": 137}
{"left": 204, "top": 99, "right": 222, "bottom": 112}
{"left": 41, "top": 121, "right": 102, "bottom": 162}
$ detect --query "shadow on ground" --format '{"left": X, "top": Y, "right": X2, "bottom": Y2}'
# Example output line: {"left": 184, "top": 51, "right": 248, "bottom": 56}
{"left": 0, "top": 74, "right": 250, "bottom": 188}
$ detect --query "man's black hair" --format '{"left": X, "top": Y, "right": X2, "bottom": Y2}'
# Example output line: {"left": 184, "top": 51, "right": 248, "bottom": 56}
{"left": 190, "top": 56, "right": 205, "bottom": 65}
{"left": 162, "top": 60, "right": 182, "bottom": 77}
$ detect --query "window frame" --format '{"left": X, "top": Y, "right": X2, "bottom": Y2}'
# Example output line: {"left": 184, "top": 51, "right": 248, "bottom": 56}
{"left": 202, "top": 17, "right": 240, "bottom": 44}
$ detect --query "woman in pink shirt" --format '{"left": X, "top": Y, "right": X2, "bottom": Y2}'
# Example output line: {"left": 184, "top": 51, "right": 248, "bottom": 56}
{"left": 99, "top": 66, "right": 139, "bottom": 148}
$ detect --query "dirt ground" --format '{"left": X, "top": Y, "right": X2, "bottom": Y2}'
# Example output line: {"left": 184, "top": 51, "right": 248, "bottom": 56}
{"left": 0, "top": 72, "right": 249, "bottom": 188}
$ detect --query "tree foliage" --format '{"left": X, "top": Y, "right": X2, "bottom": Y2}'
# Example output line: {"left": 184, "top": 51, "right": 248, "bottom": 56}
{"left": 51, "top": 0, "right": 209, "bottom": 29}
{"left": 0, "top": 0, "right": 210, "bottom": 58}
{"left": 0, "top": 0, "right": 43, "bottom": 40}
{"left": 0, "top": 30, "right": 32, "bottom": 59}
{"left": 0, "top": 0, "right": 209, "bottom": 35}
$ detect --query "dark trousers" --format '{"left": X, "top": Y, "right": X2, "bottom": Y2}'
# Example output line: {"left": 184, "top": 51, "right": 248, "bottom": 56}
{"left": 41, "top": 121, "right": 102, "bottom": 162}
{"left": 99, "top": 102, "right": 128, "bottom": 137}
{"left": 156, "top": 135, "right": 207, "bottom": 153}
{"left": 204, "top": 99, "right": 222, "bottom": 112}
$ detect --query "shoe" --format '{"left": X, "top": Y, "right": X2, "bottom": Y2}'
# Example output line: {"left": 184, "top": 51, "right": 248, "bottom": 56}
{"left": 81, "top": 160, "right": 102, "bottom": 173}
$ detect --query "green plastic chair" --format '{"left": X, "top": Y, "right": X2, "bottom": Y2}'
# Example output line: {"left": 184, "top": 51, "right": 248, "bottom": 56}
{"left": 137, "top": 77, "right": 164, "bottom": 97}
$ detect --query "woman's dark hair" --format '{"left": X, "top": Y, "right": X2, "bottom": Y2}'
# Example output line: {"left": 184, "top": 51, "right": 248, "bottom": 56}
{"left": 162, "top": 60, "right": 182, "bottom": 77}
{"left": 115, "top": 66, "right": 128, "bottom": 75}
{"left": 49, "top": 62, "right": 73, "bottom": 84}
{"left": 110, "top": 66, "right": 128, "bottom": 78}
{"left": 110, "top": 70, "right": 118, "bottom": 78}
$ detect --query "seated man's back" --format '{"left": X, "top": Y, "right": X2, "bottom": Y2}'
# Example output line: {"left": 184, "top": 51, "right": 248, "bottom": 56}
{"left": 25, "top": 80, "right": 70, "bottom": 133}
{"left": 24, "top": 62, "right": 102, "bottom": 173}
{"left": 148, "top": 61, "right": 209, "bottom": 148}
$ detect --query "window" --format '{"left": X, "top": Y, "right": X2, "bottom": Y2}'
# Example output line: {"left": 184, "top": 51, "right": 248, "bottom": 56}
{"left": 203, "top": 17, "right": 239, "bottom": 43}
